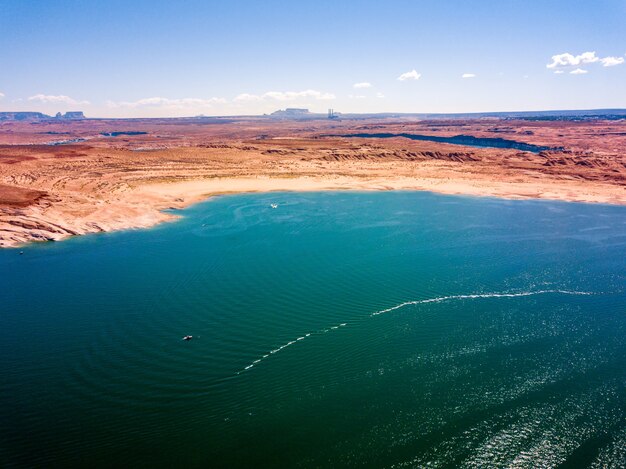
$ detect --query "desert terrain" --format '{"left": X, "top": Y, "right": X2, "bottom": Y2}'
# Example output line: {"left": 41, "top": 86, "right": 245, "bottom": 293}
{"left": 0, "top": 116, "right": 624, "bottom": 247}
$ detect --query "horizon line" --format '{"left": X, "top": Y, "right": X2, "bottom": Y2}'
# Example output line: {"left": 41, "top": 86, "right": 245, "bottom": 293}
{"left": 2, "top": 107, "right": 626, "bottom": 121}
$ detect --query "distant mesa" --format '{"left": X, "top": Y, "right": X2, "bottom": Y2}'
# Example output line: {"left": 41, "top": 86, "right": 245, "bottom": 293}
{"left": 269, "top": 108, "right": 341, "bottom": 121}
{"left": 0, "top": 112, "right": 51, "bottom": 121}
{"left": 270, "top": 108, "right": 312, "bottom": 119}
{"left": 55, "top": 111, "right": 85, "bottom": 120}
{"left": 0, "top": 111, "right": 85, "bottom": 121}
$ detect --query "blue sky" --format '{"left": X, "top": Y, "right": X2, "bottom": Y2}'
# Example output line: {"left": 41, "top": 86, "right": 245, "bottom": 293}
{"left": 1, "top": 0, "right": 625, "bottom": 117}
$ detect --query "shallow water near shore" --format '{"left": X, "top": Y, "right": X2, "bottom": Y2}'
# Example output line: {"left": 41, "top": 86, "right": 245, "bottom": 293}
{"left": 1, "top": 191, "right": 625, "bottom": 467}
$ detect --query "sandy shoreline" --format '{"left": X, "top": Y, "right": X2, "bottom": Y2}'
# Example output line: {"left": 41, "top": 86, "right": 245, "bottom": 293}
{"left": 140, "top": 175, "right": 626, "bottom": 204}
{"left": 2, "top": 174, "right": 625, "bottom": 249}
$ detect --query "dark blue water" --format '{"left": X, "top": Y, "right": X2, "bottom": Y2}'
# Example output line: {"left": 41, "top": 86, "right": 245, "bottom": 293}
{"left": 340, "top": 133, "right": 558, "bottom": 152}
{"left": 100, "top": 131, "right": 149, "bottom": 137}
{"left": 46, "top": 138, "right": 88, "bottom": 146}
{"left": 1, "top": 192, "right": 624, "bottom": 467}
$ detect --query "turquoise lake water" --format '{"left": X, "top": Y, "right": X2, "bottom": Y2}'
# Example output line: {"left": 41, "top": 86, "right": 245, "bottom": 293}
{"left": 1, "top": 191, "right": 625, "bottom": 467}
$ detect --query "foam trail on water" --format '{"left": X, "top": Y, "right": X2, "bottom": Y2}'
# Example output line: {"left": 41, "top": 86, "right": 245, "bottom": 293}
{"left": 238, "top": 290, "right": 592, "bottom": 374}
{"left": 238, "top": 323, "right": 347, "bottom": 374}
{"left": 372, "top": 290, "right": 592, "bottom": 316}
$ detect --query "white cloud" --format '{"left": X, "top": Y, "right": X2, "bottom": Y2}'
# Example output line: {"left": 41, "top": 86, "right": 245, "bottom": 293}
{"left": 107, "top": 96, "right": 227, "bottom": 109}
{"left": 547, "top": 51, "right": 599, "bottom": 69}
{"left": 234, "top": 89, "right": 335, "bottom": 102}
{"left": 28, "top": 94, "right": 90, "bottom": 105}
{"left": 461, "top": 73, "right": 476, "bottom": 78}
{"left": 348, "top": 94, "right": 366, "bottom": 99}
{"left": 553, "top": 70, "right": 565, "bottom": 74}
{"left": 265, "top": 90, "right": 335, "bottom": 100}
{"left": 233, "top": 93, "right": 262, "bottom": 102}
{"left": 547, "top": 51, "right": 624, "bottom": 72}
{"left": 570, "top": 68, "right": 588, "bottom": 75}
{"left": 397, "top": 70, "right": 421, "bottom": 81}
{"left": 353, "top": 82, "right": 372, "bottom": 89}
{"left": 0, "top": 92, "right": 4, "bottom": 99}
{"left": 600, "top": 56, "right": 624, "bottom": 67}
{"left": 376, "top": 92, "right": 385, "bottom": 98}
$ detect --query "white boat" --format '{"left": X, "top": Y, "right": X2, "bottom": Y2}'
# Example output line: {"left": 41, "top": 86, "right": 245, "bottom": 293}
{"left": 271, "top": 204, "right": 278, "bottom": 209}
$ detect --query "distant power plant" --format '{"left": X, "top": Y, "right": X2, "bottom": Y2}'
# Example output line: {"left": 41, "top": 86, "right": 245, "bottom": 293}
{"left": 328, "top": 109, "right": 338, "bottom": 119}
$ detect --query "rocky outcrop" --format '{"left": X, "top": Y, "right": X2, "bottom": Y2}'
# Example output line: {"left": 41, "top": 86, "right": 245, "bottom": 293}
{"left": 311, "top": 149, "right": 478, "bottom": 162}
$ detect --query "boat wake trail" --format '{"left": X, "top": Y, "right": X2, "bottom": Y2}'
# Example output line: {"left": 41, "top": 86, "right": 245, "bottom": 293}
{"left": 237, "top": 323, "right": 347, "bottom": 374}
{"left": 372, "top": 290, "right": 592, "bottom": 316}
{"left": 237, "top": 290, "right": 592, "bottom": 375}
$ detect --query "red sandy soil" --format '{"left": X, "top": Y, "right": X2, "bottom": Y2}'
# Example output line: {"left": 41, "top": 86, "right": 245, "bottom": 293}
{"left": 0, "top": 117, "right": 624, "bottom": 247}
